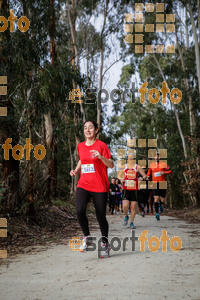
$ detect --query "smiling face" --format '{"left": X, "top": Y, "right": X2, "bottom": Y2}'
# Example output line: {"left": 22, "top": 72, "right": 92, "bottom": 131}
{"left": 84, "top": 122, "right": 98, "bottom": 139}
{"left": 128, "top": 154, "right": 134, "bottom": 161}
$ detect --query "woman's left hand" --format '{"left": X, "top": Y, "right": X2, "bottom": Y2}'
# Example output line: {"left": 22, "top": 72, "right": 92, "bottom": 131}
{"left": 90, "top": 150, "right": 102, "bottom": 159}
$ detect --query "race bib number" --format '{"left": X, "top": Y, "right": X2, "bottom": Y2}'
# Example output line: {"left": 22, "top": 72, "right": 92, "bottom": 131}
{"left": 111, "top": 192, "right": 115, "bottom": 195}
{"left": 154, "top": 172, "right": 161, "bottom": 177}
{"left": 81, "top": 164, "right": 95, "bottom": 173}
{"left": 125, "top": 180, "right": 136, "bottom": 188}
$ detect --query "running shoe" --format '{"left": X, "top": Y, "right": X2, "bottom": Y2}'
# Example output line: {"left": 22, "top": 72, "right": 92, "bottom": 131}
{"left": 150, "top": 212, "right": 153, "bottom": 216}
{"left": 141, "top": 211, "right": 145, "bottom": 217}
{"left": 139, "top": 212, "right": 141, "bottom": 215}
{"left": 123, "top": 215, "right": 129, "bottom": 226}
{"left": 156, "top": 213, "right": 160, "bottom": 221}
{"left": 130, "top": 222, "right": 136, "bottom": 229}
{"left": 99, "top": 242, "right": 110, "bottom": 258}
{"left": 80, "top": 236, "right": 93, "bottom": 252}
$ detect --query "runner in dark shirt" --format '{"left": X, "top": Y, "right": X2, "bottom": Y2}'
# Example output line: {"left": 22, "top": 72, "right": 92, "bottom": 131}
{"left": 109, "top": 178, "right": 117, "bottom": 215}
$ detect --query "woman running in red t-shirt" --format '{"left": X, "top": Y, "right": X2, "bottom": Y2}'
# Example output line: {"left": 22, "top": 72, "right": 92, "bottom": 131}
{"left": 118, "top": 153, "right": 147, "bottom": 229}
{"left": 70, "top": 120, "right": 114, "bottom": 258}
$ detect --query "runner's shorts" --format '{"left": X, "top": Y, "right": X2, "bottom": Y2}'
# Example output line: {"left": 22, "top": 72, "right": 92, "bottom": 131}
{"left": 152, "top": 188, "right": 166, "bottom": 197}
{"left": 123, "top": 190, "right": 138, "bottom": 202}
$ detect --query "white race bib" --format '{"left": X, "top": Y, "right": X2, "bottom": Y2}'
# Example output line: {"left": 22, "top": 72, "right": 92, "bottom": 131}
{"left": 81, "top": 164, "right": 95, "bottom": 173}
{"left": 111, "top": 192, "right": 115, "bottom": 195}
{"left": 154, "top": 172, "right": 161, "bottom": 177}
{"left": 125, "top": 180, "right": 135, "bottom": 187}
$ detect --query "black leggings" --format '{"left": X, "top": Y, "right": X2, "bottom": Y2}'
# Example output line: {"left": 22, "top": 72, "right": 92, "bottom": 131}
{"left": 75, "top": 187, "right": 108, "bottom": 243}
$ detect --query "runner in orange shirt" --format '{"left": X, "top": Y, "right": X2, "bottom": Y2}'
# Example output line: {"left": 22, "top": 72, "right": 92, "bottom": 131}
{"left": 147, "top": 152, "right": 172, "bottom": 220}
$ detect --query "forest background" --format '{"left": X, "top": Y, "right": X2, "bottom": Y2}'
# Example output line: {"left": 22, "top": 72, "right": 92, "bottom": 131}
{"left": 0, "top": 0, "right": 200, "bottom": 224}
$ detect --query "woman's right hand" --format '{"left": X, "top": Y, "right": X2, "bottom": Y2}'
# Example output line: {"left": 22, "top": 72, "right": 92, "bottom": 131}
{"left": 70, "top": 170, "right": 76, "bottom": 176}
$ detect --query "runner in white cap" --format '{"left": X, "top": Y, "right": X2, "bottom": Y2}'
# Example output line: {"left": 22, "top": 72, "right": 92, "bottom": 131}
{"left": 118, "top": 152, "right": 147, "bottom": 229}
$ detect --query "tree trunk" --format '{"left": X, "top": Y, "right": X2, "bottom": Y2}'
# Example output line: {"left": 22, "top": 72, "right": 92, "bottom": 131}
{"left": 185, "top": 8, "right": 189, "bottom": 49}
{"left": 198, "top": 0, "right": 200, "bottom": 47}
{"left": 97, "top": 0, "right": 109, "bottom": 136}
{"left": 43, "top": 0, "right": 58, "bottom": 199}
{"left": 153, "top": 54, "right": 198, "bottom": 205}
{"left": 24, "top": 88, "right": 35, "bottom": 215}
{"left": 175, "top": 31, "right": 196, "bottom": 137}
{"left": 44, "top": 112, "right": 53, "bottom": 149}
{"left": 188, "top": 3, "right": 200, "bottom": 105}
{"left": 49, "top": 0, "right": 57, "bottom": 64}
{"left": 153, "top": 55, "right": 187, "bottom": 159}
{"left": 67, "top": 0, "right": 86, "bottom": 122}
{"left": 0, "top": 0, "right": 20, "bottom": 213}
{"left": 68, "top": 135, "right": 74, "bottom": 194}
{"left": 67, "top": 0, "right": 87, "bottom": 192}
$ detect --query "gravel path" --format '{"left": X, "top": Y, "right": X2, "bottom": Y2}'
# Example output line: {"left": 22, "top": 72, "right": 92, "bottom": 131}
{"left": 0, "top": 214, "right": 200, "bottom": 300}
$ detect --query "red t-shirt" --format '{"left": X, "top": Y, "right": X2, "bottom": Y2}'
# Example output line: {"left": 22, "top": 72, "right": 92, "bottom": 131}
{"left": 123, "top": 164, "right": 139, "bottom": 190}
{"left": 147, "top": 161, "right": 172, "bottom": 182}
{"left": 77, "top": 139, "right": 111, "bottom": 192}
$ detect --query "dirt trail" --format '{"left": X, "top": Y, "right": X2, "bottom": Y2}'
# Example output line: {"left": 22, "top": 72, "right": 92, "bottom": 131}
{"left": 0, "top": 214, "right": 200, "bottom": 300}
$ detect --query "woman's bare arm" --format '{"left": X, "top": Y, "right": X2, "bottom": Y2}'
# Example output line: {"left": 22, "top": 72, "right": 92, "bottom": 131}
{"left": 100, "top": 157, "right": 114, "bottom": 169}
{"left": 90, "top": 150, "right": 114, "bottom": 168}
{"left": 70, "top": 160, "right": 81, "bottom": 176}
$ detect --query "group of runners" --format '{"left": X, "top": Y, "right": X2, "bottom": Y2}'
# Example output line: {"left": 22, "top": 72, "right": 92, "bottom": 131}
{"left": 70, "top": 120, "right": 172, "bottom": 258}
{"left": 109, "top": 176, "right": 153, "bottom": 217}
{"left": 108, "top": 178, "right": 123, "bottom": 215}
{"left": 117, "top": 151, "right": 171, "bottom": 229}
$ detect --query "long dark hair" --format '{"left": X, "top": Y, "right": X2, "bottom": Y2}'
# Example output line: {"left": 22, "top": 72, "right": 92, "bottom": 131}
{"left": 84, "top": 120, "right": 99, "bottom": 137}
{"left": 116, "top": 178, "right": 121, "bottom": 184}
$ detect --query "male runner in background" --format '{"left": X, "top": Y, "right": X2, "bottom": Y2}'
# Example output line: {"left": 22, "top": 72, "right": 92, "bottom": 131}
{"left": 138, "top": 167, "right": 150, "bottom": 217}
{"left": 147, "top": 152, "right": 172, "bottom": 220}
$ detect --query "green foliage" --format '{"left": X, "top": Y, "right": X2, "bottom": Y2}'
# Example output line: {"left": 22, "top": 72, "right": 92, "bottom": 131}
{"left": 1, "top": 0, "right": 200, "bottom": 213}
